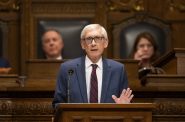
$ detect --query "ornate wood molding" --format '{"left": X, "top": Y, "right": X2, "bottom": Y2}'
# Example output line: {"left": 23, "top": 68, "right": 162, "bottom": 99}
{"left": 0, "top": 99, "right": 53, "bottom": 115}
{"left": 168, "top": 0, "right": 185, "bottom": 12}
{"left": 0, "top": 0, "right": 20, "bottom": 11}
{"left": 153, "top": 99, "right": 185, "bottom": 115}
{"left": 32, "top": 3, "right": 95, "bottom": 14}
{"left": 1, "top": 98, "right": 185, "bottom": 115}
{"left": 108, "top": 0, "right": 145, "bottom": 12}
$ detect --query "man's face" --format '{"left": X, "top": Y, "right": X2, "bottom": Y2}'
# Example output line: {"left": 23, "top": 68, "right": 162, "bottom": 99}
{"left": 42, "top": 31, "right": 64, "bottom": 59}
{"left": 81, "top": 29, "right": 108, "bottom": 62}
{"left": 136, "top": 38, "right": 154, "bottom": 60}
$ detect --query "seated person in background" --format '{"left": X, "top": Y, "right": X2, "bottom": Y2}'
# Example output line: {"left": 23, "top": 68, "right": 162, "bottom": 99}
{"left": 131, "top": 32, "right": 165, "bottom": 77}
{"left": 0, "top": 57, "right": 11, "bottom": 74}
{"left": 52, "top": 24, "right": 133, "bottom": 108}
{"left": 42, "top": 29, "right": 64, "bottom": 60}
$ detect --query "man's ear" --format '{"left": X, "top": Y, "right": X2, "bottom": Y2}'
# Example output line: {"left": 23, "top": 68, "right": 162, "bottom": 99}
{"left": 81, "top": 41, "right": 85, "bottom": 49}
{"left": 104, "top": 40, "right": 108, "bottom": 48}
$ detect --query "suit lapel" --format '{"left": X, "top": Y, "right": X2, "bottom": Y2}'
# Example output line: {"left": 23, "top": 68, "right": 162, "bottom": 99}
{"left": 101, "top": 59, "right": 111, "bottom": 103}
{"left": 75, "top": 57, "right": 88, "bottom": 103}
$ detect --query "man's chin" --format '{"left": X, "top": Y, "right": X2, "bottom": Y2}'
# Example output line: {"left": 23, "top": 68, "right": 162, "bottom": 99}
{"left": 87, "top": 54, "right": 101, "bottom": 61}
{"left": 48, "top": 53, "right": 59, "bottom": 57}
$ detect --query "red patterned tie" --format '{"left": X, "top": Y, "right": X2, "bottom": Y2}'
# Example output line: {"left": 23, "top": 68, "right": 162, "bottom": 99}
{"left": 90, "top": 64, "right": 98, "bottom": 103}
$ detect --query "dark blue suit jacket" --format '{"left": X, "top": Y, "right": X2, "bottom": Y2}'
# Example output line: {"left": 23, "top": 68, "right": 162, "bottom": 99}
{"left": 0, "top": 58, "right": 11, "bottom": 68}
{"left": 52, "top": 56, "right": 128, "bottom": 108}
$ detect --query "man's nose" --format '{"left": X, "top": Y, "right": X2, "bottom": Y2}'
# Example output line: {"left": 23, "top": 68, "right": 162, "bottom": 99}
{"left": 49, "top": 40, "right": 54, "bottom": 45}
{"left": 91, "top": 39, "right": 96, "bottom": 45}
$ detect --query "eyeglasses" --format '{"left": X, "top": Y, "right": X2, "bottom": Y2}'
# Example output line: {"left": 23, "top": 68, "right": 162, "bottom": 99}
{"left": 83, "top": 36, "right": 105, "bottom": 45}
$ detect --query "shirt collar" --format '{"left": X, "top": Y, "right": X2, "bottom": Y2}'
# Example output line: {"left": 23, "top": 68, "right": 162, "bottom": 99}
{"left": 85, "top": 55, "right": 103, "bottom": 70}
{"left": 46, "top": 55, "right": 62, "bottom": 60}
{"left": 56, "top": 55, "right": 62, "bottom": 60}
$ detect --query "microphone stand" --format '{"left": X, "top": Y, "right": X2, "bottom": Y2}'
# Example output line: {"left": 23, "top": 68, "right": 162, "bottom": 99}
{"left": 67, "top": 69, "right": 74, "bottom": 103}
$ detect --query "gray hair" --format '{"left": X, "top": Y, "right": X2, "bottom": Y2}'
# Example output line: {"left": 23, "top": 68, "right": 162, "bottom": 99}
{"left": 80, "top": 24, "right": 108, "bottom": 40}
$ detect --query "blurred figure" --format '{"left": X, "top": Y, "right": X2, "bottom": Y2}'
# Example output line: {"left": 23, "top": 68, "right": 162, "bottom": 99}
{"left": 0, "top": 58, "right": 11, "bottom": 74}
{"left": 132, "top": 32, "right": 165, "bottom": 76}
{"left": 132, "top": 32, "right": 158, "bottom": 68}
{"left": 42, "top": 29, "right": 64, "bottom": 60}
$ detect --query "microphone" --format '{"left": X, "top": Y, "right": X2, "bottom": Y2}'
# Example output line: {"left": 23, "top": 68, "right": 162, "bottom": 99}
{"left": 68, "top": 69, "right": 74, "bottom": 76}
{"left": 67, "top": 69, "right": 74, "bottom": 103}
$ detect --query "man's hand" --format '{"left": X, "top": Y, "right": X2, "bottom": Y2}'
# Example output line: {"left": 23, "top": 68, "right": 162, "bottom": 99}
{"left": 112, "top": 88, "right": 134, "bottom": 104}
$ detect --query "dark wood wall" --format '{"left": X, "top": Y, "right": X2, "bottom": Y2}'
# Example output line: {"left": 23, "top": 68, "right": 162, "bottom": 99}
{"left": 1, "top": 0, "right": 185, "bottom": 74}
{"left": 0, "top": 0, "right": 185, "bottom": 122}
{"left": 0, "top": 0, "right": 20, "bottom": 74}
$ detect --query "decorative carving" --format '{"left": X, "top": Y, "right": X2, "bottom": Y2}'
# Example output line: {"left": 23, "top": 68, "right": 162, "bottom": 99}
{"left": 108, "top": 0, "right": 145, "bottom": 12}
{"left": 32, "top": 3, "right": 95, "bottom": 14}
{"left": 168, "top": 0, "right": 185, "bottom": 12}
{"left": 12, "top": 101, "right": 53, "bottom": 115}
{"left": 0, "top": 0, "right": 20, "bottom": 11}
{"left": 153, "top": 99, "right": 185, "bottom": 115}
{"left": 0, "top": 100, "right": 12, "bottom": 115}
{"left": 0, "top": 99, "right": 54, "bottom": 115}
{"left": 1, "top": 98, "right": 185, "bottom": 116}
{"left": 94, "top": 0, "right": 107, "bottom": 27}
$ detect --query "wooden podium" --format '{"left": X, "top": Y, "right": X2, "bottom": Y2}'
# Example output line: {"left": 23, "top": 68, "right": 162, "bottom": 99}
{"left": 54, "top": 103, "right": 155, "bottom": 122}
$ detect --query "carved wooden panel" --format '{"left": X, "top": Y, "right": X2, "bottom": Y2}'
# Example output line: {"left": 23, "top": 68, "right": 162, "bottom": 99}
{"left": 134, "top": 98, "right": 185, "bottom": 122}
{"left": 108, "top": 0, "right": 145, "bottom": 12}
{"left": 0, "top": 0, "right": 20, "bottom": 11}
{"left": 32, "top": 3, "right": 95, "bottom": 14}
{"left": 0, "top": 98, "right": 54, "bottom": 122}
{"left": 0, "top": 98, "right": 53, "bottom": 115}
{"left": 164, "top": 0, "right": 185, "bottom": 20}
{"left": 153, "top": 99, "right": 185, "bottom": 115}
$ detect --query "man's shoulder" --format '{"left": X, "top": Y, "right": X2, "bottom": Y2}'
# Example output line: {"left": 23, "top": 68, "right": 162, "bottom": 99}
{"left": 105, "top": 58, "right": 124, "bottom": 67}
{"left": 0, "top": 58, "right": 10, "bottom": 67}
{"left": 61, "top": 57, "right": 83, "bottom": 66}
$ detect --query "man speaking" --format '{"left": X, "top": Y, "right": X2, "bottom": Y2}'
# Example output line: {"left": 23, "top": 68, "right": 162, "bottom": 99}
{"left": 52, "top": 24, "right": 133, "bottom": 108}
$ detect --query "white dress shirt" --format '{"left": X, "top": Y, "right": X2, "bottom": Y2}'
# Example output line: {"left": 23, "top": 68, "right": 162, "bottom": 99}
{"left": 85, "top": 56, "right": 103, "bottom": 103}
{"left": 46, "top": 55, "right": 62, "bottom": 60}
{"left": 56, "top": 55, "right": 62, "bottom": 60}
